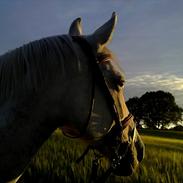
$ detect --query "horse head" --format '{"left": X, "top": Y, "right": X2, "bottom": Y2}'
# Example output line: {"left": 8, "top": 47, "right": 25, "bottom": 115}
{"left": 68, "top": 12, "right": 145, "bottom": 177}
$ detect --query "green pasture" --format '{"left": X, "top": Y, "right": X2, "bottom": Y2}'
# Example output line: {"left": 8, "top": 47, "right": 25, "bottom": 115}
{"left": 19, "top": 129, "right": 183, "bottom": 183}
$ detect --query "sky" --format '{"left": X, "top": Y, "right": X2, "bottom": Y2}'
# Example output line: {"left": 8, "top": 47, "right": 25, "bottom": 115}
{"left": 0, "top": 0, "right": 183, "bottom": 107}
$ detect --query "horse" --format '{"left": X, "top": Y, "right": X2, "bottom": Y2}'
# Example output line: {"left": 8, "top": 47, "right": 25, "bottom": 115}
{"left": 0, "top": 12, "right": 145, "bottom": 183}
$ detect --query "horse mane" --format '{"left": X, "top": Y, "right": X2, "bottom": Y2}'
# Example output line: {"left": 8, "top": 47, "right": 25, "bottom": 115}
{"left": 0, "top": 35, "right": 77, "bottom": 103}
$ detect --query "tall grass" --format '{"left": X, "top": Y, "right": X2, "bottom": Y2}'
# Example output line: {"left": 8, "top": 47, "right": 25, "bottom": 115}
{"left": 19, "top": 129, "right": 183, "bottom": 183}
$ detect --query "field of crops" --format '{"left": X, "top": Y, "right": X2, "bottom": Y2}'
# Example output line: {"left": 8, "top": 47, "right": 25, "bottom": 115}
{"left": 19, "top": 129, "right": 183, "bottom": 183}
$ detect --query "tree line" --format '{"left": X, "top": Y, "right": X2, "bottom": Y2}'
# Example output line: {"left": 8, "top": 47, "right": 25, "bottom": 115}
{"left": 126, "top": 90, "right": 183, "bottom": 129}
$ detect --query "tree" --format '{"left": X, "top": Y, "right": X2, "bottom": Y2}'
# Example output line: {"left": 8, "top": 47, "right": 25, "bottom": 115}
{"left": 140, "top": 91, "right": 183, "bottom": 129}
{"left": 126, "top": 97, "right": 142, "bottom": 128}
{"left": 126, "top": 90, "right": 183, "bottom": 129}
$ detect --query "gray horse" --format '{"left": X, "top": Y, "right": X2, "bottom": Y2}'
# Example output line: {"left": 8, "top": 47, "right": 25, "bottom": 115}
{"left": 0, "top": 13, "right": 144, "bottom": 183}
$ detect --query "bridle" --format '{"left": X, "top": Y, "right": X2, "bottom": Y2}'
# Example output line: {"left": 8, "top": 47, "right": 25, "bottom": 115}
{"left": 63, "top": 35, "right": 137, "bottom": 182}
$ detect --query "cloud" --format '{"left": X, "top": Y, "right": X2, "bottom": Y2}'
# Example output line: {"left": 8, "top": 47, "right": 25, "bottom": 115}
{"left": 125, "top": 73, "right": 183, "bottom": 107}
{"left": 127, "top": 73, "right": 183, "bottom": 91}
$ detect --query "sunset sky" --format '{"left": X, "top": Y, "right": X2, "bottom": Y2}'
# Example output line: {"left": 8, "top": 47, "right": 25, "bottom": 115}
{"left": 0, "top": 0, "right": 183, "bottom": 107}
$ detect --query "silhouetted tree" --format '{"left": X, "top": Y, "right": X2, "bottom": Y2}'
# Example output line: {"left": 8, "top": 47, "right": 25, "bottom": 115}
{"left": 126, "top": 97, "right": 142, "bottom": 128}
{"left": 126, "top": 91, "right": 183, "bottom": 129}
{"left": 140, "top": 91, "right": 182, "bottom": 129}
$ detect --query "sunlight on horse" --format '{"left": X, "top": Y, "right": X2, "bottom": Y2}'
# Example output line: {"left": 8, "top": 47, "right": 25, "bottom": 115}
{"left": 0, "top": 13, "right": 144, "bottom": 183}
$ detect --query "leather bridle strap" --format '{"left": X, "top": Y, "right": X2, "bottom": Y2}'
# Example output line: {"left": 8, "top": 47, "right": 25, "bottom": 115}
{"left": 121, "top": 113, "right": 133, "bottom": 129}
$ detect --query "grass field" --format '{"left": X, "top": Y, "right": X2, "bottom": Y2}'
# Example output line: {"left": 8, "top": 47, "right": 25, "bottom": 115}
{"left": 19, "top": 129, "right": 183, "bottom": 183}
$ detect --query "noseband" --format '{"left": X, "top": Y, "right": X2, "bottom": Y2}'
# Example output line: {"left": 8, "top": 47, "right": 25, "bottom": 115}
{"left": 64, "top": 35, "right": 137, "bottom": 182}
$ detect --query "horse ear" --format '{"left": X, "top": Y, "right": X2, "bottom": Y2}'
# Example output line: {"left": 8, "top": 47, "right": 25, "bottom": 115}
{"left": 69, "top": 17, "right": 83, "bottom": 36}
{"left": 86, "top": 12, "right": 117, "bottom": 52}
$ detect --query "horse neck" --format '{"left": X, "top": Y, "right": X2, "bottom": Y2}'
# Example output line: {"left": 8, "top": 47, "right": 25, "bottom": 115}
{"left": 0, "top": 94, "right": 57, "bottom": 182}
{"left": 0, "top": 37, "right": 93, "bottom": 182}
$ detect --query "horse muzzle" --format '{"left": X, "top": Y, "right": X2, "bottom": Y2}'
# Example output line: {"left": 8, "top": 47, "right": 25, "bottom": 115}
{"left": 111, "top": 135, "right": 145, "bottom": 176}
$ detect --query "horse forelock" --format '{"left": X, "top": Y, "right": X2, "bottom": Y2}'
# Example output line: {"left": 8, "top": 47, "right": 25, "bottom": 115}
{"left": 0, "top": 35, "right": 78, "bottom": 103}
{"left": 97, "top": 47, "right": 113, "bottom": 61}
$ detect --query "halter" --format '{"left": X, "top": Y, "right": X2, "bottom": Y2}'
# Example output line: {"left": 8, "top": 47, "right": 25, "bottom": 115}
{"left": 67, "top": 35, "right": 137, "bottom": 182}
